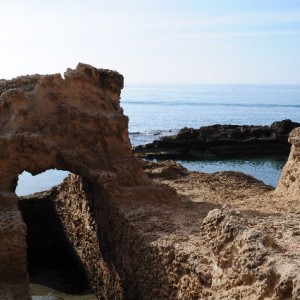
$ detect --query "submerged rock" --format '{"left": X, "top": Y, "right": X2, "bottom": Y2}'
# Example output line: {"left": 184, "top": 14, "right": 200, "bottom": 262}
{"left": 134, "top": 119, "right": 300, "bottom": 159}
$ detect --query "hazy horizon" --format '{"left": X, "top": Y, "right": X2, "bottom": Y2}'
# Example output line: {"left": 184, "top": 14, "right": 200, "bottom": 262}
{"left": 1, "top": 0, "right": 300, "bottom": 84}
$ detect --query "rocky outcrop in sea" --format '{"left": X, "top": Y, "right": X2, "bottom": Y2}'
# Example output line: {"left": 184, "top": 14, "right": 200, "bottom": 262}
{"left": 134, "top": 119, "right": 300, "bottom": 159}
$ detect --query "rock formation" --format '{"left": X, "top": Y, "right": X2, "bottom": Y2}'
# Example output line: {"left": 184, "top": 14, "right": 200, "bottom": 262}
{"left": 0, "top": 63, "right": 177, "bottom": 299}
{"left": 1, "top": 64, "right": 300, "bottom": 299}
{"left": 276, "top": 127, "right": 300, "bottom": 198}
{"left": 134, "top": 120, "right": 300, "bottom": 159}
{"left": 23, "top": 155, "right": 300, "bottom": 299}
{"left": 141, "top": 158, "right": 300, "bottom": 299}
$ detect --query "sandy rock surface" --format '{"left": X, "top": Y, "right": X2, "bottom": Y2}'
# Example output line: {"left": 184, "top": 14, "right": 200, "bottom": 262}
{"left": 2, "top": 63, "right": 300, "bottom": 299}
{"left": 0, "top": 63, "right": 156, "bottom": 299}
{"left": 143, "top": 158, "right": 300, "bottom": 299}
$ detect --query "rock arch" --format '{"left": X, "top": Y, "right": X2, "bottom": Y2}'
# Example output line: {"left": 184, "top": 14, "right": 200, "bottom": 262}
{"left": 0, "top": 63, "right": 146, "bottom": 193}
{"left": 4, "top": 63, "right": 299, "bottom": 300}
{"left": 0, "top": 63, "right": 151, "bottom": 299}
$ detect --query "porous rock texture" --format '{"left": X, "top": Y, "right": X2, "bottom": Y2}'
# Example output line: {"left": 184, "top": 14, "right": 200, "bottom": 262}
{"left": 277, "top": 127, "right": 300, "bottom": 198}
{"left": 2, "top": 63, "right": 300, "bottom": 300}
{"left": 142, "top": 158, "right": 300, "bottom": 299}
{"left": 0, "top": 63, "right": 178, "bottom": 299}
{"left": 24, "top": 165, "right": 300, "bottom": 299}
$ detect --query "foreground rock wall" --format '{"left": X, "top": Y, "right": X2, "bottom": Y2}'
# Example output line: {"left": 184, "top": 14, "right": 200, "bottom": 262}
{"left": 277, "top": 127, "right": 300, "bottom": 197}
{"left": 54, "top": 174, "right": 124, "bottom": 298}
{"left": 2, "top": 63, "right": 300, "bottom": 299}
{"left": 0, "top": 209, "right": 29, "bottom": 299}
{"left": 23, "top": 166, "right": 300, "bottom": 299}
{"left": 57, "top": 174, "right": 180, "bottom": 299}
{"left": 0, "top": 63, "right": 170, "bottom": 299}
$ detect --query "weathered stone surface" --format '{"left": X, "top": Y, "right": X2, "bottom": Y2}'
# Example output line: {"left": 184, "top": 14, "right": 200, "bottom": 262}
{"left": 142, "top": 160, "right": 300, "bottom": 299}
{"left": 0, "top": 63, "right": 178, "bottom": 299}
{"left": 277, "top": 127, "right": 300, "bottom": 198}
{"left": 23, "top": 167, "right": 300, "bottom": 299}
{"left": 134, "top": 119, "right": 300, "bottom": 159}
{"left": 200, "top": 206, "right": 300, "bottom": 299}
{"left": 0, "top": 62, "right": 146, "bottom": 192}
{"left": 2, "top": 63, "right": 300, "bottom": 299}
{"left": 143, "top": 160, "right": 189, "bottom": 180}
{"left": 0, "top": 211, "right": 29, "bottom": 299}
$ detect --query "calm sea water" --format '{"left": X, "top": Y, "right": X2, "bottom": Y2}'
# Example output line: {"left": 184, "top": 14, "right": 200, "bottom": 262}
{"left": 122, "top": 84, "right": 300, "bottom": 145}
{"left": 176, "top": 158, "right": 286, "bottom": 187}
{"left": 16, "top": 84, "right": 300, "bottom": 195}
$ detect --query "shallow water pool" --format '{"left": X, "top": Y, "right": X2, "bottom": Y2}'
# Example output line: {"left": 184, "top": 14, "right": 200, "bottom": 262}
{"left": 176, "top": 157, "right": 287, "bottom": 187}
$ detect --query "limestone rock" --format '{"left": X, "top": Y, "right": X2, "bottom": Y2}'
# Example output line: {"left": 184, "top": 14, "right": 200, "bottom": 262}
{"left": 21, "top": 169, "right": 300, "bottom": 299}
{"left": 0, "top": 63, "right": 178, "bottom": 299}
{"left": 277, "top": 127, "right": 300, "bottom": 197}
{"left": 2, "top": 64, "right": 300, "bottom": 300}
{"left": 201, "top": 206, "right": 300, "bottom": 299}
{"left": 142, "top": 160, "right": 188, "bottom": 179}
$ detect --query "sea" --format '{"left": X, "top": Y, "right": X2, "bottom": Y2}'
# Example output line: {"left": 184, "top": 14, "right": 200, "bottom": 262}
{"left": 16, "top": 84, "right": 300, "bottom": 196}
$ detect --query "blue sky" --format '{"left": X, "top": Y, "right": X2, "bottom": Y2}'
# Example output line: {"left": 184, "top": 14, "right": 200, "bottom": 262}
{"left": 1, "top": 0, "right": 300, "bottom": 84}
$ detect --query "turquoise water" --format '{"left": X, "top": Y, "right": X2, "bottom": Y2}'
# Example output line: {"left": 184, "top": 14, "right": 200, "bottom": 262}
{"left": 177, "top": 157, "right": 287, "bottom": 187}
{"left": 16, "top": 84, "right": 300, "bottom": 195}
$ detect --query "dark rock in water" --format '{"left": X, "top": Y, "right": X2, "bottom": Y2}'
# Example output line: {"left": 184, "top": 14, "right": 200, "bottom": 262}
{"left": 134, "top": 119, "right": 300, "bottom": 159}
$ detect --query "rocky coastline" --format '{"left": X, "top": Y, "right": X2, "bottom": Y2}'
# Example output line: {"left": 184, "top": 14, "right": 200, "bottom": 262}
{"left": 134, "top": 119, "right": 300, "bottom": 159}
{"left": 1, "top": 64, "right": 300, "bottom": 299}
{"left": 21, "top": 150, "right": 300, "bottom": 299}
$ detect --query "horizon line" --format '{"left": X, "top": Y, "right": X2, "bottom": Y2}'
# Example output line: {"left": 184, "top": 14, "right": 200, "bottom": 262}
{"left": 124, "top": 82, "right": 300, "bottom": 86}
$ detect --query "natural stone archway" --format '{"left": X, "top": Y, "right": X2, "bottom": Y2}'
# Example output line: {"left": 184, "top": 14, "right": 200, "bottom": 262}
{"left": 0, "top": 62, "right": 145, "bottom": 193}
{"left": 3, "top": 63, "right": 300, "bottom": 300}
{"left": 0, "top": 63, "right": 172, "bottom": 299}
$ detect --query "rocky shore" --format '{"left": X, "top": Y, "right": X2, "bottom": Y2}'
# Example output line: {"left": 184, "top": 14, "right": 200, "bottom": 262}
{"left": 134, "top": 119, "right": 300, "bottom": 159}
{"left": 1, "top": 64, "right": 300, "bottom": 299}
{"left": 22, "top": 151, "right": 300, "bottom": 299}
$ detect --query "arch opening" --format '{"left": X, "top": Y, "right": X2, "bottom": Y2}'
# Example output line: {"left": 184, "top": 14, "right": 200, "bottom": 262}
{"left": 0, "top": 63, "right": 145, "bottom": 299}
{"left": 18, "top": 169, "right": 96, "bottom": 299}
{"left": 16, "top": 169, "right": 70, "bottom": 196}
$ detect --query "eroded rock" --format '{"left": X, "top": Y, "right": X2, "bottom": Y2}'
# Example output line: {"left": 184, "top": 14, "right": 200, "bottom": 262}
{"left": 19, "top": 178, "right": 245, "bottom": 299}
{"left": 142, "top": 160, "right": 189, "bottom": 179}
{"left": 2, "top": 64, "right": 300, "bottom": 300}
{"left": 0, "top": 63, "right": 178, "bottom": 299}
{"left": 22, "top": 168, "right": 300, "bottom": 299}
{"left": 277, "top": 127, "right": 300, "bottom": 198}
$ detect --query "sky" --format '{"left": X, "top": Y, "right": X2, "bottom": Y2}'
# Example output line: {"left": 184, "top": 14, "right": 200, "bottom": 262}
{"left": 0, "top": 0, "right": 300, "bottom": 84}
